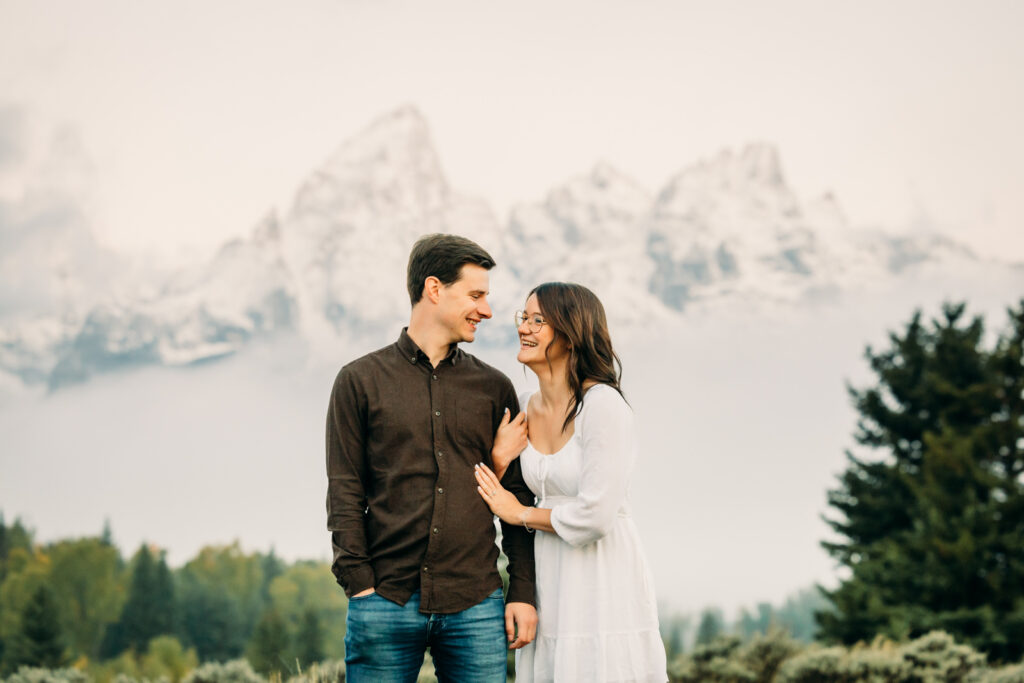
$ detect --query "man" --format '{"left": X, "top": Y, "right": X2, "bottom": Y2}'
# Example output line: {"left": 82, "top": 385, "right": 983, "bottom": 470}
{"left": 326, "top": 233, "right": 537, "bottom": 681}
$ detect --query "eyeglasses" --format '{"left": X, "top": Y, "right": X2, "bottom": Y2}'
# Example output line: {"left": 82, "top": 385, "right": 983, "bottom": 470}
{"left": 514, "top": 311, "right": 548, "bottom": 333}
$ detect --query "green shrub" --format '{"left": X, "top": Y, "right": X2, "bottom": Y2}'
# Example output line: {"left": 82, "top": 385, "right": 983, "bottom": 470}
{"left": 978, "top": 664, "right": 1024, "bottom": 683}
{"left": 182, "top": 660, "right": 265, "bottom": 683}
{"left": 669, "top": 629, "right": 803, "bottom": 683}
{"left": 776, "top": 630, "right": 987, "bottom": 683}
{"left": 284, "top": 660, "right": 344, "bottom": 682}
{"left": 112, "top": 675, "right": 169, "bottom": 683}
{"left": 1, "top": 668, "right": 88, "bottom": 683}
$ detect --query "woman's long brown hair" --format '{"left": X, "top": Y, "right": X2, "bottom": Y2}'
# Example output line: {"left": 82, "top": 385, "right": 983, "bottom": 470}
{"left": 530, "top": 282, "right": 625, "bottom": 432}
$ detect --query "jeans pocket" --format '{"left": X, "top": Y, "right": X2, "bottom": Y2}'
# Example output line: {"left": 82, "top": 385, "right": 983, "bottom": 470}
{"left": 349, "top": 590, "right": 378, "bottom": 604}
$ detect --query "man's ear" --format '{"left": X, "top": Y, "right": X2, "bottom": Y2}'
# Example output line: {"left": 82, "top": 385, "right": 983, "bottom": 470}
{"left": 423, "top": 276, "right": 443, "bottom": 304}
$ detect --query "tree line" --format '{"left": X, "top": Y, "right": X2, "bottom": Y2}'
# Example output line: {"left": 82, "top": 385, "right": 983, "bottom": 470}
{"left": 0, "top": 521, "right": 345, "bottom": 680}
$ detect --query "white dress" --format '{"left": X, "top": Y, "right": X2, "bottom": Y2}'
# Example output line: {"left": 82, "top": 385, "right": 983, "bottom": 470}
{"left": 515, "top": 385, "right": 668, "bottom": 683}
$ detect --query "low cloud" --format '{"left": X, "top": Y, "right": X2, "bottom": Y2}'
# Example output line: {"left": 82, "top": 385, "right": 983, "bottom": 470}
{"left": 0, "top": 102, "right": 121, "bottom": 322}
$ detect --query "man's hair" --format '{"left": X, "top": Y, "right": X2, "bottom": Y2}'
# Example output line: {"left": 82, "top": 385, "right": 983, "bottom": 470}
{"left": 406, "top": 233, "right": 496, "bottom": 305}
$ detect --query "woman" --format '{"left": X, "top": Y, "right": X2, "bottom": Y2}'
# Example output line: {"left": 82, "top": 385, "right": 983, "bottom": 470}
{"left": 474, "top": 282, "right": 668, "bottom": 683}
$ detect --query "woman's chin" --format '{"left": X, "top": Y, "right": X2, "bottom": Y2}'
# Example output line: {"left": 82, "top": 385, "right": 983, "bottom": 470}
{"left": 517, "top": 350, "right": 540, "bottom": 366}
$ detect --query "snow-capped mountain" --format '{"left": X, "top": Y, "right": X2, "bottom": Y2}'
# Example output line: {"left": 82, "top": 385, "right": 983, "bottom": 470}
{"left": 0, "top": 107, "right": 995, "bottom": 390}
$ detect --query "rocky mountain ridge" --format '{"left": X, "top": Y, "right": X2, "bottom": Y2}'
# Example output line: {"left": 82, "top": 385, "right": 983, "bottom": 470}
{"left": 0, "top": 106, "right": 988, "bottom": 389}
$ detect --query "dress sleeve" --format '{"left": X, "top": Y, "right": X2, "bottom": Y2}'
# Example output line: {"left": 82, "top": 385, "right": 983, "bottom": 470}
{"left": 550, "top": 386, "right": 635, "bottom": 547}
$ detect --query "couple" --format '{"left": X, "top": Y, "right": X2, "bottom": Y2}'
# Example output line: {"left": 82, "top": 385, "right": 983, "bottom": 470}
{"left": 326, "top": 234, "right": 667, "bottom": 682}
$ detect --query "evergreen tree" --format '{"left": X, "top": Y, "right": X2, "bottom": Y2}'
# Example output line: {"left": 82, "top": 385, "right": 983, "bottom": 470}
{"left": 820, "top": 301, "right": 1024, "bottom": 660}
{"left": 178, "top": 575, "right": 246, "bottom": 661}
{"left": 153, "top": 550, "right": 177, "bottom": 635}
{"left": 0, "top": 515, "right": 33, "bottom": 583}
{"left": 103, "top": 545, "right": 176, "bottom": 655}
{"left": 101, "top": 519, "right": 115, "bottom": 548}
{"left": 247, "top": 608, "right": 290, "bottom": 675}
{"left": 260, "top": 549, "right": 284, "bottom": 601}
{"left": 695, "top": 607, "right": 724, "bottom": 646}
{"left": 295, "top": 607, "right": 324, "bottom": 667}
{"left": 10, "top": 584, "right": 65, "bottom": 669}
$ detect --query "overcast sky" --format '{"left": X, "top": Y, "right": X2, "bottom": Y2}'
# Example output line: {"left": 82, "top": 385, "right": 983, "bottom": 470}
{"left": 1, "top": 0, "right": 1022, "bottom": 262}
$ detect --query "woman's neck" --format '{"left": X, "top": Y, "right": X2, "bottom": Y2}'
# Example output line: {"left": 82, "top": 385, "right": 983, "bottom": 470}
{"left": 536, "top": 374, "right": 572, "bottom": 413}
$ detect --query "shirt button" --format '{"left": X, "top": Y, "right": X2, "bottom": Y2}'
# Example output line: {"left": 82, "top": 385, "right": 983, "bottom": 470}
{"left": 432, "top": 527, "right": 439, "bottom": 534}
{"left": 437, "top": 487, "right": 444, "bottom": 494}
{"left": 432, "top": 374, "right": 438, "bottom": 381}
{"left": 423, "top": 566, "right": 429, "bottom": 573}
{"left": 434, "top": 410, "right": 441, "bottom": 417}
{"left": 436, "top": 450, "right": 443, "bottom": 457}
{"left": 410, "top": 356, "right": 416, "bottom": 363}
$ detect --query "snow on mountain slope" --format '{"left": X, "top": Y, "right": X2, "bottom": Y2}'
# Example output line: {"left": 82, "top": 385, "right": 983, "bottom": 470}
{"left": 280, "top": 105, "right": 502, "bottom": 344}
{"left": 0, "top": 107, "right": 1002, "bottom": 390}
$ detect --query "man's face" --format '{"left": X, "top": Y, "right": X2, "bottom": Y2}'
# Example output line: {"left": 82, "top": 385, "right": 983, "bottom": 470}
{"left": 436, "top": 264, "right": 492, "bottom": 344}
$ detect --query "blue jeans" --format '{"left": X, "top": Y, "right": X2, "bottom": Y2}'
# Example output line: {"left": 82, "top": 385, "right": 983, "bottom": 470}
{"left": 344, "top": 588, "right": 507, "bottom": 682}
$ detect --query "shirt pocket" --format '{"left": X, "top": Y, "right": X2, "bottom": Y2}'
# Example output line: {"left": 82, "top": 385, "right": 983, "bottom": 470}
{"left": 449, "top": 395, "right": 494, "bottom": 454}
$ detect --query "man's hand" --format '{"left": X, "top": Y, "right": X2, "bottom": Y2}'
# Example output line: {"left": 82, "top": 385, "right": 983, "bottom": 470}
{"left": 353, "top": 588, "right": 375, "bottom": 597}
{"left": 505, "top": 601, "right": 537, "bottom": 649}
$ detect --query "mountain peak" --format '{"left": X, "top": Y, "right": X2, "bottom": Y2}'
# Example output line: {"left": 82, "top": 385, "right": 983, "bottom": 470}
{"left": 660, "top": 142, "right": 786, "bottom": 199}
{"left": 288, "top": 105, "right": 450, "bottom": 224}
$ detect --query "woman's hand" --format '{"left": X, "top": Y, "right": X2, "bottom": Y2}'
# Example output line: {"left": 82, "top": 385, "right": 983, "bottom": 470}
{"left": 475, "top": 463, "right": 526, "bottom": 525}
{"left": 491, "top": 408, "right": 527, "bottom": 480}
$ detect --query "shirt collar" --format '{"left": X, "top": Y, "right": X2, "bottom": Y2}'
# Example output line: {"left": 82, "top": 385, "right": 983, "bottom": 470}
{"left": 396, "top": 327, "right": 462, "bottom": 366}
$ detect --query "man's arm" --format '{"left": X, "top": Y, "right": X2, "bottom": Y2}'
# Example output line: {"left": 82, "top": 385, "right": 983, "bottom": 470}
{"left": 326, "top": 366, "right": 375, "bottom": 597}
{"left": 495, "top": 384, "right": 536, "bottom": 608}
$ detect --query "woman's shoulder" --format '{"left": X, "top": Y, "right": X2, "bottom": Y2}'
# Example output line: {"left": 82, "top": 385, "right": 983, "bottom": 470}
{"left": 579, "top": 383, "right": 630, "bottom": 418}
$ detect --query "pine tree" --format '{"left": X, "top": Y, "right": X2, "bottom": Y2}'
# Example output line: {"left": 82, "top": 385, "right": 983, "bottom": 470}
{"left": 152, "top": 550, "right": 177, "bottom": 636}
{"left": 295, "top": 608, "right": 324, "bottom": 667}
{"left": 103, "top": 545, "right": 176, "bottom": 655}
{"left": 11, "top": 584, "right": 65, "bottom": 669}
{"left": 260, "top": 549, "right": 284, "bottom": 601}
{"left": 247, "top": 608, "right": 290, "bottom": 674}
{"left": 820, "top": 301, "right": 1024, "bottom": 660}
{"left": 178, "top": 578, "right": 246, "bottom": 662}
{"left": 101, "top": 519, "right": 114, "bottom": 548}
{"left": 695, "top": 607, "right": 724, "bottom": 646}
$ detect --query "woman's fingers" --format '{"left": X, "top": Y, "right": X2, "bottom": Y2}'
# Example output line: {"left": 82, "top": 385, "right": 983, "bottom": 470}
{"left": 475, "top": 463, "right": 499, "bottom": 488}
{"left": 474, "top": 468, "right": 496, "bottom": 494}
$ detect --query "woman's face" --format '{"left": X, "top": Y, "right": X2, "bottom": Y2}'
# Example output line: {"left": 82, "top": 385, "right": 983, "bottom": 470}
{"left": 517, "top": 294, "right": 570, "bottom": 367}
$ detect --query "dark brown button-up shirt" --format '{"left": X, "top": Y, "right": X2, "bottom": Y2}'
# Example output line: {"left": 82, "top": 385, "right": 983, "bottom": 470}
{"left": 326, "top": 328, "right": 536, "bottom": 613}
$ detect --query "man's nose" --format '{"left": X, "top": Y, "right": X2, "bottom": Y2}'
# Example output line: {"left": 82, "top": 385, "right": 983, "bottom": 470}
{"left": 478, "top": 298, "right": 492, "bottom": 319}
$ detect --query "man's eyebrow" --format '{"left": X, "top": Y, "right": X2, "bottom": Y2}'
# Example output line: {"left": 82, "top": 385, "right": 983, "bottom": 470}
{"left": 469, "top": 289, "right": 489, "bottom": 295}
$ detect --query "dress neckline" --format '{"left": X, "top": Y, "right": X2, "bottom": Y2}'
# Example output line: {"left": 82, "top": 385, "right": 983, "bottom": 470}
{"left": 525, "top": 435, "right": 577, "bottom": 458}
{"left": 523, "top": 389, "right": 584, "bottom": 457}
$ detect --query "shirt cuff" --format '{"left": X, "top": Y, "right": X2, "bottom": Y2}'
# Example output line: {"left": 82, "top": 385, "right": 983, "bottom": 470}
{"left": 339, "top": 564, "right": 376, "bottom": 598}
{"left": 505, "top": 577, "right": 536, "bottom": 607}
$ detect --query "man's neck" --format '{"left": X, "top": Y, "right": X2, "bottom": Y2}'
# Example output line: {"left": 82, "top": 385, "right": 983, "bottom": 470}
{"left": 406, "top": 317, "right": 455, "bottom": 368}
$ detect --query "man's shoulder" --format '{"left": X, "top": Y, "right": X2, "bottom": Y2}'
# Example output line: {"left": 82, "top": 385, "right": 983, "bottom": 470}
{"left": 458, "top": 349, "right": 514, "bottom": 388}
{"left": 335, "top": 342, "right": 399, "bottom": 382}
